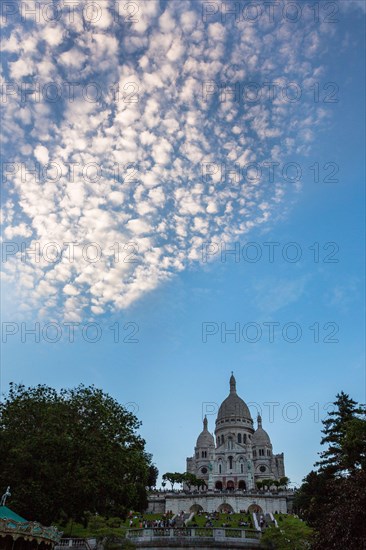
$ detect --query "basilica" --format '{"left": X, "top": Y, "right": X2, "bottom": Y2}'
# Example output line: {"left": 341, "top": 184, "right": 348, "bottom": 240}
{"left": 186, "top": 373, "right": 285, "bottom": 491}
{"left": 147, "top": 374, "right": 289, "bottom": 515}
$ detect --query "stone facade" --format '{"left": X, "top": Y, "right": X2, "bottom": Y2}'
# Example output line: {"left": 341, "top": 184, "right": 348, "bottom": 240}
{"left": 146, "top": 374, "right": 290, "bottom": 516}
{"left": 186, "top": 374, "right": 285, "bottom": 491}
{"left": 162, "top": 492, "right": 288, "bottom": 515}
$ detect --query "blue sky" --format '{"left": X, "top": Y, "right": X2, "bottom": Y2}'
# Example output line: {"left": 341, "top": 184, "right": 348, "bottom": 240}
{"left": 1, "top": 0, "right": 365, "bottom": 487}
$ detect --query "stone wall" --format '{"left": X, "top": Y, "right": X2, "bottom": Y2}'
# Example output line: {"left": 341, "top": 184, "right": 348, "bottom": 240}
{"left": 146, "top": 497, "right": 166, "bottom": 514}
{"left": 147, "top": 493, "right": 287, "bottom": 515}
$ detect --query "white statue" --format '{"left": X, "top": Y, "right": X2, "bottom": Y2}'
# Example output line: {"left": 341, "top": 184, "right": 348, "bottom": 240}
{"left": 1, "top": 487, "right": 11, "bottom": 506}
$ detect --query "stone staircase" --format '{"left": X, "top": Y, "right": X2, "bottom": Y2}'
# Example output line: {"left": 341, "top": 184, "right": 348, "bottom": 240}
{"left": 174, "top": 512, "right": 191, "bottom": 527}
{"left": 266, "top": 512, "right": 278, "bottom": 527}
{"left": 250, "top": 511, "right": 279, "bottom": 533}
{"left": 251, "top": 512, "right": 260, "bottom": 531}
{"left": 184, "top": 512, "right": 194, "bottom": 525}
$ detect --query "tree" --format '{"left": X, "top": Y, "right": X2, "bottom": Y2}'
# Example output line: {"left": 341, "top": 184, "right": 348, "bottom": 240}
{"left": 315, "top": 392, "right": 365, "bottom": 476}
{"left": 162, "top": 472, "right": 206, "bottom": 492}
{"left": 182, "top": 472, "right": 197, "bottom": 490}
{"left": 279, "top": 476, "right": 289, "bottom": 488}
{"left": 162, "top": 472, "right": 183, "bottom": 491}
{"left": 293, "top": 470, "right": 330, "bottom": 527}
{"left": 261, "top": 478, "right": 277, "bottom": 490}
{"left": 271, "top": 480, "right": 280, "bottom": 490}
{"left": 341, "top": 416, "right": 366, "bottom": 471}
{"left": 261, "top": 479, "right": 270, "bottom": 490}
{"left": 312, "top": 469, "right": 366, "bottom": 550}
{"left": 181, "top": 472, "right": 206, "bottom": 491}
{"left": 0, "top": 383, "right": 154, "bottom": 524}
{"left": 147, "top": 464, "right": 159, "bottom": 490}
{"left": 196, "top": 478, "right": 207, "bottom": 491}
{"left": 295, "top": 391, "right": 366, "bottom": 548}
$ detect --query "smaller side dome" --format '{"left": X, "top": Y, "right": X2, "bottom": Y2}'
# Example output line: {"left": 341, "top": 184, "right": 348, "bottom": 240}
{"left": 196, "top": 416, "right": 215, "bottom": 448}
{"left": 252, "top": 414, "right": 272, "bottom": 446}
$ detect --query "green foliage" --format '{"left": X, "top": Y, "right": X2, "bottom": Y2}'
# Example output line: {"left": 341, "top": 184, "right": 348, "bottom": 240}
{"left": 87, "top": 515, "right": 108, "bottom": 531}
{"left": 315, "top": 391, "right": 366, "bottom": 476}
{"left": 187, "top": 512, "right": 253, "bottom": 529}
{"left": 161, "top": 471, "right": 206, "bottom": 491}
{"left": 0, "top": 383, "right": 154, "bottom": 524}
{"left": 295, "top": 391, "right": 366, "bottom": 549}
{"left": 261, "top": 478, "right": 273, "bottom": 489}
{"left": 162, "top": 472, "right": 183, "bottom": 489}
{"left": 293, "top": 470, "right": 329, "bottom": 526}
{"left": 312, "top": 470, "right": 366, "bottom": 550}
{"left": 106, "top": 517, "right": 123, "bottom": 528}
{"left": 183, "top": 472, "right": 206, "bottom": 490}
{"left": 146, "top": 464, "right": 159, "bottom": 489}
{"left": 258, "top": 478, "right": 284, "bottom": 490}
{"left": 278, "top": 476, "right": 289, "bottom": 488}
{"left": 261, "top": 515, "right": 313, "bottom": 549}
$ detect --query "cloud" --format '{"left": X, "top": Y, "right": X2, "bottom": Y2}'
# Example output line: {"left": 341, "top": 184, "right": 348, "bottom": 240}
{"left": 253, "top": 276, "right": 310, "bottom": 315}
{"left": 34, "top": 145, "right": 50, "bottom": 164}
{"left": 341, "top": 0, "right": 366, "bottom": 13}
{"left": 1, "top": 2, "right": 332, "bottom": 320}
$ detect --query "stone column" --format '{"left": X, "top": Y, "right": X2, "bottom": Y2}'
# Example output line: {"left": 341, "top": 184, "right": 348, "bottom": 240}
{"left": 247, "top": 459, "right": 255, "bottom": 491}
{"left": 208, "top": 461, "right": 214, "bottom": 490}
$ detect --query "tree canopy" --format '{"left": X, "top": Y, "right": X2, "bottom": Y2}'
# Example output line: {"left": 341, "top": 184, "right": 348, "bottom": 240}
{"left": 0, "top": 383, "right": 154, "bottom": 524}
{"left": 162, "top": 472, "right": 206, "bottom": 491}
{"left": 315, "top": 391, "right": 366, "bottom": 476}
{"left": 294, "top": 391, "right": 366, "bottom": 550}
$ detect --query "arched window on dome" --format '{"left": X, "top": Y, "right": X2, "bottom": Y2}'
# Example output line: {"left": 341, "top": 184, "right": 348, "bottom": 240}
{"left": 267, "top": 449, "right": 271, "bottom": 456}
{"left": 218, "top": 460, "right": 222, "bottom": 474}
{"left": 253, "top": 449, "right": 257, "bottom": 457}
{"left": 243, "top": 433, "right": 247, "bottom": 443}
{"left": 259, "top": 449, "right": 265, "bottom": 457}
{"left": 228, "top": 456, "right": 233, "bottom": 470}
{"left": 221, "top": 435, "right": 225, "bottom": 444}
{"left": 239, "top": 458, "right": 244, "bottom": 474}
{"left": 238, "top": 433, "right": 242, "bottom": 444}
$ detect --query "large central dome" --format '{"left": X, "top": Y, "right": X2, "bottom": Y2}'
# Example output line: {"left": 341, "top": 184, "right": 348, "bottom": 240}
{"left": 216, "top": 373, "right": 253, "bottom": 424}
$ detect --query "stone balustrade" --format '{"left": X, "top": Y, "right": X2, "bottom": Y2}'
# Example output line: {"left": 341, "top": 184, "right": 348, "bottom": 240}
{"left": 126, "top": 526, "right": 261, "bottom": 544}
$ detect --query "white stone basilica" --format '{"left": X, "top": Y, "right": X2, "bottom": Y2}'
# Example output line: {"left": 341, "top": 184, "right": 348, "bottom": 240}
{"left": 147, "top": 374, "right": 290, "bottom": 515}
{"left": 186, "top": 374, "right": 285, "bottom": 491}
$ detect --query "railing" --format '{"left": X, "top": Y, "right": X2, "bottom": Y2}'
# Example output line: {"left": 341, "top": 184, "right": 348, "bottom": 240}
{"left": 195, "top": 527, "right": 213, "bottom": 537}
{"left": 126, "top": 527, "right": 261, "bottom": 542}
{"left": 54, "top": 538, "right": 93, "bottom": 550}
{"left": 225, "top": 528, "right": 242, "bottom": 538}
{"left": 148, "top": 488, "right": 295, "bottom": 495}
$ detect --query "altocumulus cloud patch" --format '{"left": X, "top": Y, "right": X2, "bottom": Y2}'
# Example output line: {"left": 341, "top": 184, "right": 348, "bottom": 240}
{"left": 0, "top": 0, "right": 341, "bottom": 320}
